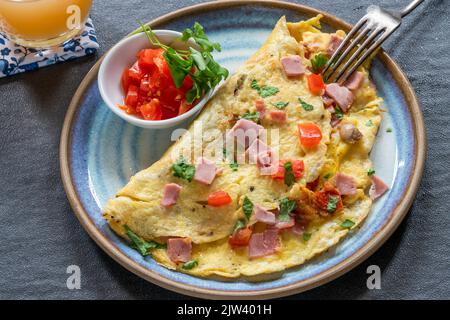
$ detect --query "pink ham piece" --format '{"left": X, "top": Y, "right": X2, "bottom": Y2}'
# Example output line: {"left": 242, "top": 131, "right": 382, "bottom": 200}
{"left": 326, "top": 34, "right": 343, "bottom": 56}
{"left": 254, "top": 205, "right": 277, "bottom": 225}
{"left": 255, "top": 100, "right": 266, "bottom": 118}
{"left": 325, "top": 83, "right": 355, "bottom": 112}
{"left": 167, "top": 238, "right": 192, "bottom": 263}
{"left": 322, "top": 95, "right": 336, "bottom": 108}
{"left": 229, "top": 118, "right": 264, "bottom": 148}
{"left": 269, "top": 110, "right": 287, "bottom": 123}
{"left": 249, "top": 228, "right": 279, "bottom": 259}
{"left": 257, "top": 150, "right": 278, "bottom": 176}
{"left": 344, "top": 71, "right": 364, "bottom": 91}
{"left": 160, "top": 183, "right": 182, "bottom": 207}
{"left": 335, "top": 172, "right": 357, "bottom": 196}
{"left": 247, "top": 139, "right": 270, "bottom": 164}
{"left": 369, "top": 175, "right": 389, "bottom": 200}
{"left": 275, "top": 217, "right": 295, "bottom": 230}
{"left": 280, "top": 55, "right": 306, "bottom": 77}
{"left": 193, "top": 157, "right": 217, "bottom": 185}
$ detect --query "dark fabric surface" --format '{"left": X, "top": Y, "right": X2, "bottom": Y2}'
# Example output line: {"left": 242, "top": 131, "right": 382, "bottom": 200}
{"left": 0, "top": 0, "right": 448, "bottom": 300}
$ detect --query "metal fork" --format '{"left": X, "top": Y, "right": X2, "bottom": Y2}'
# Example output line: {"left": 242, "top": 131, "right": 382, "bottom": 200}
{"left": 322, "top": 0, "right": 425, "bottom": 83}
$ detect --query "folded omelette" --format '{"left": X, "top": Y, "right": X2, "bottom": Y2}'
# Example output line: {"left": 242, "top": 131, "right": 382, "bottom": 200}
{"left": 102, "top": 15, "right": 386, "bottom": 279}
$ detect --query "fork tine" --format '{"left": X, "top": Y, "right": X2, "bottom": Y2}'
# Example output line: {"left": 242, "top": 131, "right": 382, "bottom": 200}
{"left": 323, "top": 16, "right": 368, "bottom": 75}
{"left": 333, "top": 27, "right": 386, "bottom": 83}
{"left": 337, "top": 31, "right": 393, "bottom": 83}
{"left": 323, "top": 24, "right": 373, "bottom": 82}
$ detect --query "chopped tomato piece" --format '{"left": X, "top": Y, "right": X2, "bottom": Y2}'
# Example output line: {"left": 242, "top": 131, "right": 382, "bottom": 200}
{"left": 138, "top": 48, "right": 164, "bottom": 71}
{"left": 128, "top": 61, "right": 143, "bottom": 85}
{"left": 140, "top": 99, "right": 163, "bottom": 120}
{"left": 307, "top": 73, "right": 325, "bottom": 95}
{"left": 207, "top": 191, "right": 232, "bottom": 207}
{"left": 178, "top": 100, "right": 192, "bottom": 115}
{"left": 121, "top": 68, "right": 130, "bottom": 92}
{"left": 139, "top": 75, "right": 151, "bottom": 94}
{"left": 125, "top": 85, "right": 139, "bottom": 108}
{"left": 229, "top": 227, "right": 252, "bottom": 247}
{"left": 182, "top": 74, "right": 194, "bottom": 91}
{"left": 298, "top": 122, "right": 322, "bottom": 148}
{"left": 315, "top": 182, "right": 344, "bottom": 213}
{"left": 272, "top": 159, "right": 304, "bottom": 180}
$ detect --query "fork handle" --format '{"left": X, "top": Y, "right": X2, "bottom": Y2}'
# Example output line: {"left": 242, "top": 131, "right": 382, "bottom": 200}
{"left": 400, "top": 0, "right": 425, "bottom": 18}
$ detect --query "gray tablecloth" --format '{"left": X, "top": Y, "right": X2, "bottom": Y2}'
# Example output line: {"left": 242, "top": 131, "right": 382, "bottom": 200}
{"left": 0, "top": 0, "right": 449, "bottom": 300}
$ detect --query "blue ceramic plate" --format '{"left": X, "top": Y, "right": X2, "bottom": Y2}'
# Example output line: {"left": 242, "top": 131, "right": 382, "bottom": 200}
{"left": 60, "top": 1, "right": 425, "bottom": 299}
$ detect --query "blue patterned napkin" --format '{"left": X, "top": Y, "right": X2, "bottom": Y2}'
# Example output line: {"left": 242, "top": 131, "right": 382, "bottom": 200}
{"left": 0, "top": 18, "right": 99, "bottom": 78}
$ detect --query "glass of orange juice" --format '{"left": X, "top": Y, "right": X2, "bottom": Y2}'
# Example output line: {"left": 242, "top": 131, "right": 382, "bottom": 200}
{"left": 0, "top": 0, "right": 93, "bottom": 48}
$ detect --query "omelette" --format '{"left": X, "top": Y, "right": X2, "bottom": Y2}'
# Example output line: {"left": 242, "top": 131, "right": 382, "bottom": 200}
{"left": 102, "top": 15, "right": 389, "bottom": 279}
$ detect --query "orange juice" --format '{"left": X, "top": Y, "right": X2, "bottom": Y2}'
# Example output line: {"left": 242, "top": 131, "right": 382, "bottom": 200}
{"left": 0, "top": 0, "right": 93, "bottom": 48}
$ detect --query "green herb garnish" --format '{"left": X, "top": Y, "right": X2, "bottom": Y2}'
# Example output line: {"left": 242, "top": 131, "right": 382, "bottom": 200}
{"left": 139, "top": 21, "right": 228, "bottom": 104}
{"left": 327, "top": 196, "right": 339, "bottom": 213}
{"left": 229, "top": 162, "right": 239, "bottom": 171}
{"left": 299, "top": 98, "right": 314, "bottom": 111}
{"left": 284, "top": 161, "right": 295, "bottom": 187}
{"left": 124, "top": 225, "right": 166, "bottom": 256}
{"left": 311, "top": 53, "right": 329, "bottom": 74}
{"left": 242, "top": 196, "right": 254, "bottom": 220}
{"left": 272, "top": 101, "right": 289, "bottom": 109}
{"left": 172, "top": 157, "right": 195, "bottom": 182}
{"left": 251, "top": 80, "right": 279, "bottom": 98}
{"left": 366, "top": 120, "right": 374, "bottom": 127}
{"left": 386, "top": 128, "right": 392, "bottom": 133}
{"left": 303, "top": 233, "right": 312, "bottom": 241}
{"left": 367, "top": 168, "right": 376, "bottom": 176}
{"left": 323, "top": 173, "right": 333, "bottom": 180}
{"left": 182, "top": 260, "right": 198, "bottom": 270}
{"left": 279, "top": 197, "right": 297, "bottom": 222}
{"left": 233, "top": 219, "right": 246, "bottom": 233}
{"left": 240, "top": 111, "right": 260, "bottom": 122}
{"left": 334, "top": 106, "right": 344, "bottom": 120}
{"left": 341, "top": 219, "right": 355, "bottom": 229}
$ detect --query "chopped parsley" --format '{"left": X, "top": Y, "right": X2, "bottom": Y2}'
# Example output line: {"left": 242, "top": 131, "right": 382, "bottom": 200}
{"left": 341, "top": 219, "right": 355, "bottom": 229}
{"left": 172, "top": 157, "right": 195, "bottom": 182}
{"left": 272, "top": 101, "right": 289, "bottom": 109}
{"left": 279, "top": 197, "right": 297, "bottom": 222}
{"left": 251, "top": 80, "right": 279, "bottom": 98}
{"left": 299, "top": 98, "right": 314, "bottom": 111}
{"left": 334, "top": 106, "right": 344, "bottom": 120}
{"left": 182, "top": 260, "right": 198, "bottom": 270}
{"left": 367, "top": 168, "right": 376, "bottom": 176}
{"left": 366, "top": 120, "right": 374, "bottom": 127}
{"left": 284, "top": 161, "right": 295, "bottom": 187}
{"left": 229, "top": 162, "right": 239, "bottom": 171}
{"left": 242, "top": 196, "right": 254, "bottom": 220}
{"left": 303, "top": 233, "right": 312, "bottom": 241}
{"left": 124, "top": 225, "right": 166, "bottom": 256}
{"left": 240, "top": 111, "right": 260, "bottom": 122}
{"left": 233, "top": 219, "right": 246, "bottom": 233}
{"left": 327, "top": 196, "right": 339, "bottom": 213}
{"left": 323, "top": 172, "right": 333, "bottom": 180}
{"left": 386, "top": 128, "right": 392, "bottom": 133}
{"left": 311, "top": 53, "right": 329, "bottom": 74}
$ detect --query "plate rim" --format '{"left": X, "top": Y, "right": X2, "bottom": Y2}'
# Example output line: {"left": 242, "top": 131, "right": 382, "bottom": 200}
{"left": 59, "top": 0, "right": 426, "bottom": 299}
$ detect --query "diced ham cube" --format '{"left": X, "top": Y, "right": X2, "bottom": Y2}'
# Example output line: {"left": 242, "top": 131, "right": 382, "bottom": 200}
{"left": 280, "top": 55, "right": 306, "bottom": 77}
{"left": 335, "top": 172, "right": 357, "bottom": 196}
{"left": 254, "top": 205, "right": 277, "bottom": 225}
{"left": 246, "top": 139, "right": 270, "bottom": 164}
{"left": 275, "top": 217, "right": 295, "bottom": 230}
{"left": 269, "top": 110, "right": 287, "bottom": 123}
{"left": 167, "top": 238, "right": 192, "bottom": 263}
{"left": 248, "top": 228, "right": 279, "bottom": 259}
{"left": 255, "top": 100, "right": 266, "bottom": 118}
{"left": 161, "top": 183, "right": 182, "bottom": 207}
{"left": 194, "top": 157, "right": 217, "bottom": 185}
{"left": 369, "top": 175, "right": 389, "bottom": 200}
{"left": 325, "top": 83, "right": 355, "bottom": 112}
{"left": 344, "top": 71, "right": 364, "bottom": 91}
{"left": 326, "top": 34, "right": 343, "bottom": 56}
{"left": 228, "top": 118, "right": 264, "bottom": 148}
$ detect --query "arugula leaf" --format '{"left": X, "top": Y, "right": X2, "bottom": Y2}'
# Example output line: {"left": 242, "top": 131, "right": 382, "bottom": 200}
{"left": 334, "top": 106, "right": 344, "bottom": 119}
{"left": 284, "top": 161, "right": 295, "bottom": 187}
{"left": 303, "top": 233, "right": 312, "bottom": 241}
{"left": 233, "top": 219, "right": 246, "bottom": 233}
{"left": 251, "top": 80, "right": 279, "bottom": 98}
{"left": 272, "top": 101, "right": 289, "bottom": 109}
{"left": 327, "top": 195, "right": 339, "bottom": 213}
{"left": 124, "top": 225, "right": 166, "bottom": 256}
{"left": 242, "top": 196, "right": 254, "bottom": 220}
{"left": 279, "top": 197, "right": 297, "bottom": 222}
{"left": 229, "top": 162, "right": 239, "bottom": 171}
{"left": 341, "top": 219, "right": 355, "bottom": 229}
{"left": 299, "top": 98, "right": 314, "bottom": 111}
{"left": 172, "top": 157, "right": 195, "bottom": 182}
{"left": 240, "top": 111, "right": 260, "bottom": 122}
{"left": 182, "top": 260, "right": 199, "bottom": 270}
{"left": 367, "top": 168, "right": 376, "bottom": 176}
{"left": 311, "top": 53, "right": 329, "bottom": 74}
